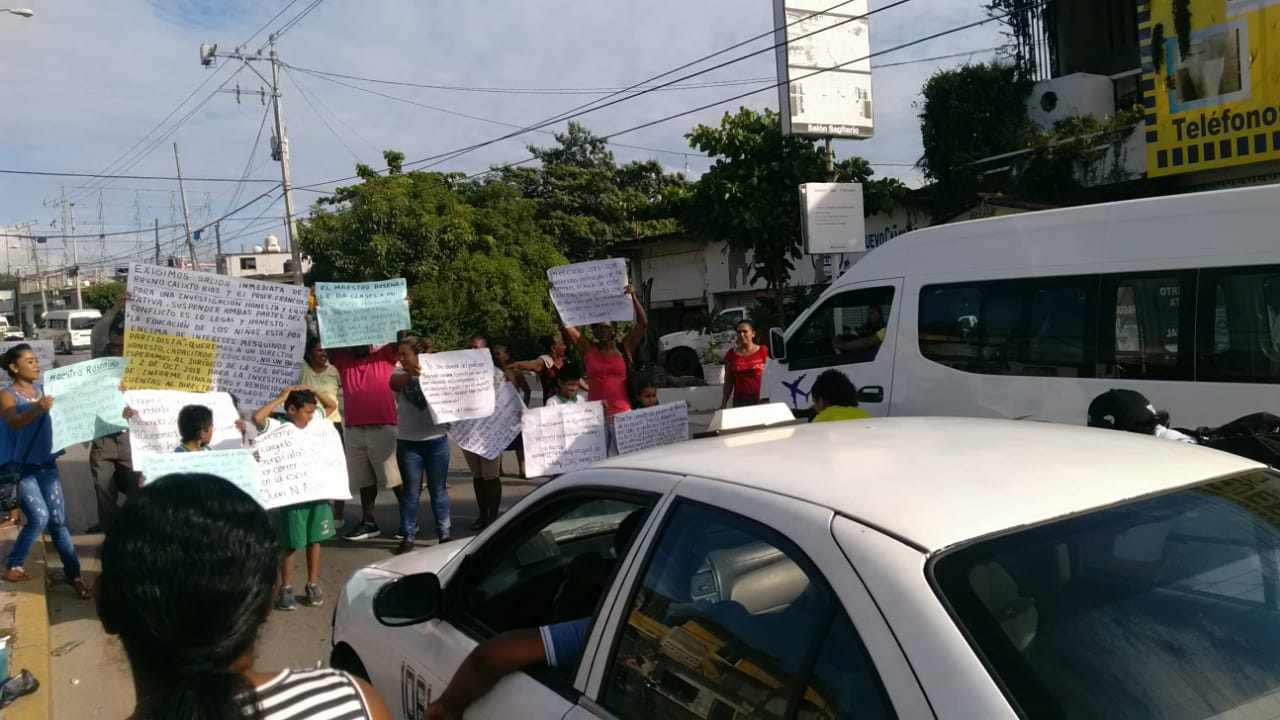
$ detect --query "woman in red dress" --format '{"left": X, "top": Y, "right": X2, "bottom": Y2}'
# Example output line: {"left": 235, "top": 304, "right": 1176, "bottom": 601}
{"left": 721, "top": 321, "right": 769, "bottom": 409}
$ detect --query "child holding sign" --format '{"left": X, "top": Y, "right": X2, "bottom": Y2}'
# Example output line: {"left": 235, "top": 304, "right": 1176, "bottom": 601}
{"left": 252, "top": 386, "right": 338, "bottom": 611}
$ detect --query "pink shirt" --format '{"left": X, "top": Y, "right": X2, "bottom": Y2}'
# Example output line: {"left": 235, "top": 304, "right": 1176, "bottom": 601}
{"left": 329, "top": 345, "right": 398, "bottom": 427}
{"left": 585, "top": 346, "right": 631, "bottom": 416}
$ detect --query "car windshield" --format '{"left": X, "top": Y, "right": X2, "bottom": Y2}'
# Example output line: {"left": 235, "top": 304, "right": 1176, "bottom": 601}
{"left": 70, "top": 317, "right": 97, "bottom": 330}
{"left": 932, "top": 469, "right": 1280, "bottom": 720}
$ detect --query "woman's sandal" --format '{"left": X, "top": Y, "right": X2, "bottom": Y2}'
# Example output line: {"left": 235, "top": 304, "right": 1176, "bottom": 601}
{"left": 2, "top": 568, "right": 31, "bottom": 583}
{"left": 67, "top": 577, "right": 92, "bottom": 600}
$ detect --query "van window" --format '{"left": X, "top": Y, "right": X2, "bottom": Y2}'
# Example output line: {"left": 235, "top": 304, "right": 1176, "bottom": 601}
{"left": 918, "top": 277, "right": 1096, "bottom": 377}
{"left": 70, "top": 317, "right": 97, "bottom": 331}
{"left": 1197, "top": 265, "right": 1280, "bottom": 384}
{"left": 786, "top": 287, "right": 895, "bottom": 371}
{"left": 1099, "top": 272, "right": 1193, "bottom": 381}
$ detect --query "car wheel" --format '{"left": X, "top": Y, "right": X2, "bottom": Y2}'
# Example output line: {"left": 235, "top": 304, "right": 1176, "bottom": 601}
{"left": 329, "top": 642, "right": 370, "bottom": 681}
{"left": 665, "top": 347, "right": 700, "bottom": 378}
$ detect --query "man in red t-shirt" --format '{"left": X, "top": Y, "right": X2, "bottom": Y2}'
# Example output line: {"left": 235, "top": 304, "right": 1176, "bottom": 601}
{"left": 328, "top": 344, "right": 402, "bottom": 540}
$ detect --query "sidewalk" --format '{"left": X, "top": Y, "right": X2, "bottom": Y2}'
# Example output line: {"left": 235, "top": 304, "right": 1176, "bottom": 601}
{"left": 0, "top": 526, "right": 50, "bottom": 720}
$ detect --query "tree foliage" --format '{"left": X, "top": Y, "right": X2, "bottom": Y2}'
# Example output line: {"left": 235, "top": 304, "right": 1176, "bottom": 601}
{"left": 84, "top": 281, "right": 126, "bottom": 313}
{"left": 684, "top": 107, "right": 908, "bottom": 324}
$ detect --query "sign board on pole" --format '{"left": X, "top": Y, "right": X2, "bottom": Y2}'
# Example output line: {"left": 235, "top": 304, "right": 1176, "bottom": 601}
{"left": 801, "top": 183, "right": 866, "bottom": 254}
{"left": 774, "top": 0, "right": 874, "bottom": 138}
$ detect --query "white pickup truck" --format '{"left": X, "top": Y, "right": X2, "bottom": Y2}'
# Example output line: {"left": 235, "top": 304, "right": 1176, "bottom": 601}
{"left": 656, "top": 306, "right": 746, "bottom": 377}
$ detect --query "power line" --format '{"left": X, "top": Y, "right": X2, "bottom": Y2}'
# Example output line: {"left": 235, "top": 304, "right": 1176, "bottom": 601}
{"left": 221, "top": 101, "right": 275, "bottom": 219}
{"left": 240, "top": 0, "right": 301, "bottom": 50}
{"left": 271, "top": 0, "right": 324, "bottom": 43}
{"left": 0, "top": 169, "right": 279, "bottom": 183}
{"left": 283, "top": 65, "right": 362, "bottom": 163}
{"left": 285, "top": 65, "right": 777, "bottom": 95}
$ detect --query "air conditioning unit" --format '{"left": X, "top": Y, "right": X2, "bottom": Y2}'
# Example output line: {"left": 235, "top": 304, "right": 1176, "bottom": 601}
{"left": 1026, "top": 73, "right": 1117, "bottom": 130}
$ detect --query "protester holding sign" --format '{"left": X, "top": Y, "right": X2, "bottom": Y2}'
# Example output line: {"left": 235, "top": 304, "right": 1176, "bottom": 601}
{"left": 389, "top": 337, "right": 452, "bottom": 555}
{"left": 558, "top": 285, "right": 647, "bottom": 418}
{"left": 253, "top": 386, "right": 338, "bottom": 611}
{"left": 461, "top": 336, "right": 504, "bottom": 530}
{"left": 0, "top": 344, "right": 89, "bottom": 599}
{"left": 327, "top": 344, "right": 402, "bottom": 541}
{"left": 88, "top": 324, "right": 140, "bottom": 533}
{"left": 298, "top": 337, "right": 343, "bottom": 433}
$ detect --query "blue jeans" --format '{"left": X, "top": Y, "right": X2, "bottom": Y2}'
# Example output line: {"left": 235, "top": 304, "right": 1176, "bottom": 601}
{"left": 8, "top": 464, "right": 80, "bottom": 578}
{"left": 396, "top": 437, "right": 451, "bottom": 539}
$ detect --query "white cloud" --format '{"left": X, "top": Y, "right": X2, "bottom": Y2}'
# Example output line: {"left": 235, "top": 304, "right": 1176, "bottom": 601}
{"left": 0, "top": 0, "right": 1005, "bottom": 270}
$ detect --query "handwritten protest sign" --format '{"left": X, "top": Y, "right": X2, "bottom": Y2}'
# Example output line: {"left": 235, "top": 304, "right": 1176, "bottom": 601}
{"left": 0, "top": 341, "right": 55, "bottom": 390}
{"left": 522, "top": 401, "right": 607, "bottom": 477}
{"left": 614, "top": 401, "right": 690, "bottom": 455}
{"left": 548, "top": 259, "right": 634, "bottom": 327}
{"left": 125, "top": 390, "right": 243, "bottom": 472}
{"left": 418, "top": 349, "right": 497, "bottom": 423}
{"left": 449, "top": 382, "right": 525, "bottom": 460}
{"left": 46, "top": 357, "right": 130, "bottom": 451}
{"left": 315, "top": 279, "right": 410, "bottom": 348}
{"left": 140, "top": 450, "right": 259, "bottom": 499}
{"left": 253, "top": 419, "right": 350, "bottom": 510}
{"left": 124, "top": 263, "right": 309, "bottom": 410}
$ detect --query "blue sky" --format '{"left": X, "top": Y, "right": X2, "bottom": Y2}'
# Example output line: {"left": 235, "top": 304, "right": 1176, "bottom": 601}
{"left": 0, "top": 0, "right": 1004, "bottom": 275}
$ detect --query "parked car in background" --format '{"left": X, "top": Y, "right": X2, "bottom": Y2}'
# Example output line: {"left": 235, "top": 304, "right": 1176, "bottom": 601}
{"left": 657, "top": 306, "right": 746, "bottom": 377}
{"left": 0, "top": 317, "right": 24, "bottom": 341}
{"left": 34, "top": 309, "right": 101, "bottom": 353}
{"left": 332, "top": 417, "right": 1278, "bottom": 720}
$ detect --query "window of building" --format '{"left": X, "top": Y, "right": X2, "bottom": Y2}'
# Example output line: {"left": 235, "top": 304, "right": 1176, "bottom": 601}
{"left": 1197, "top": 265, "right": 1280, "bottom": 384}
{"left": 239, "top": 257, "right": 258, "bottom": 271}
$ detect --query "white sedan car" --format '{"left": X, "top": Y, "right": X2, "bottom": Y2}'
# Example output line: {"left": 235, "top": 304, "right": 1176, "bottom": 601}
{"left": 332, "top": 417, "right": 1280, "bottom": 720}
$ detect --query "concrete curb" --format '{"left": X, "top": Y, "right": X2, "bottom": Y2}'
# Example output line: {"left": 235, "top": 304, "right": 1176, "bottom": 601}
{"left": 0, "top": 529, "right": 51, "bottom": 720}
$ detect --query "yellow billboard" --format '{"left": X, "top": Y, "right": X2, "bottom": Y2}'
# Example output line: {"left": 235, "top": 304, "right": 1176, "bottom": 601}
{"left": 1140, "top": 0, "right": 1280, "bottom": 177}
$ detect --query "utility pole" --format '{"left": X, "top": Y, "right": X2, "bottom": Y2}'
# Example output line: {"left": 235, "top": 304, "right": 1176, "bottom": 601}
{"left": 154, "top": 218, "right": 161, "bottom": 265}
{"left": 69, "top": 201, "right": 82, "bottom": 309}
{"left": 202, "top": 38, "right": 303, "bottom": 285}
{"left": 30, "top": 236, "right": 45, "bottom": 316}
{"left": 173, "top": 143, "right": 199, "bottom": 271}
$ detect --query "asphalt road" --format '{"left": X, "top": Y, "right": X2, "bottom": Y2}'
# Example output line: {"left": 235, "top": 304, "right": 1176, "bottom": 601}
{"left": 41, "top": 350, "right": 543, "bottom": 718}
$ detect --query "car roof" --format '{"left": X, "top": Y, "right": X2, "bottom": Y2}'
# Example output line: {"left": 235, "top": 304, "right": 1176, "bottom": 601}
{"left": 593, "top": 417, "right": 1265, "bottom": 553}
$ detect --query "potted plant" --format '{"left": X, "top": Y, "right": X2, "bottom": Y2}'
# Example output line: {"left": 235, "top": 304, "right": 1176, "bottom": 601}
{"left": 700, "top": 336, "right": 726, "bottom": 385}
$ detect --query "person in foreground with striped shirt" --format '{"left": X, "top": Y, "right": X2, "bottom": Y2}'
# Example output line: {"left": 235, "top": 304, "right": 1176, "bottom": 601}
{"left": 96, "top": 473, "right": 392, "bottom": 720}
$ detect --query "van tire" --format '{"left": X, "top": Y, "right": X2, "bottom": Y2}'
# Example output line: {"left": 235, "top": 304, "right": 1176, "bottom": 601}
{"left": 665, "top": 348, "right": 700, "bottom": 378}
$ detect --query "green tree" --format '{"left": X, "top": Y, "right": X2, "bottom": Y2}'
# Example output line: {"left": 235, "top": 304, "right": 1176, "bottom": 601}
{"left": 684, "top": 107, "right": 905, "bottom": 324}
{"left": 298, "top": 151, "right": 566, "bottom": 349}
{"left": 84, "top": 281, "right": 126, "bottom": 313}
{"left": 917, "top": 62, "right": 1035, "bottom": 217}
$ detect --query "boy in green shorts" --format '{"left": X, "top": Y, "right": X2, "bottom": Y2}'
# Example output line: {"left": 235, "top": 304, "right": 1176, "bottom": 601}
{"left": 253, "top": 385, "right": 338, "bottom": 611}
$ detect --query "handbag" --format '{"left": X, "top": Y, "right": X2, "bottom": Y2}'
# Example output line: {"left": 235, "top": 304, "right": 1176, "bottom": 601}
{"left": 0, "top": 415, "right": 47, "bottom": 513}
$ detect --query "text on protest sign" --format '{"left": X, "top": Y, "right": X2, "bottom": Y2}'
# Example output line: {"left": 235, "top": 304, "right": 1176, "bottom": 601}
{"left": 418, "top": 349, "right": 497, "bottom": 423}
{"left": 123, "top": 263, "right": 310, "bottom": 410}
{"left": 315, "top": 279, "right": 411, "bottom": 348}
{"left": 46, "top": 357, "right": 130, "bottom": 452}
{"left": 522, "top": 401, "right": 607, "bottom": 477}
{"left": 0, "top": 341, "right": 55, "bottom": 390}
{"left": 449, "top": 382, "right": 525, "bottom": 460}
{"left": 613, "top": 401, "right": 690, "bottom": 455}
{"left": 548, "top": 259, "right": 634, "bottom": 327}
{"left": 140, "top": 450, "right": 259, "bottom": 500}
{"left": 126, "top": 390, "right": 243, "bottom": 472}
{"left": 253, "top": 419, "right": 350, "bottom": 510}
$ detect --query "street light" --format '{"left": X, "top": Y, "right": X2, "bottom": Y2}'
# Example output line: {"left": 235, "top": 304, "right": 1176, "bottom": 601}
{"left": 0, "top": 8, "right": 34, "bottom": 17}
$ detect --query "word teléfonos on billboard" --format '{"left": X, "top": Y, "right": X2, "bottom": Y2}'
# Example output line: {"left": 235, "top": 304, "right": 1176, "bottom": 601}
{"left": 1172, "top": 105, "right": 1280, "bottom": 142}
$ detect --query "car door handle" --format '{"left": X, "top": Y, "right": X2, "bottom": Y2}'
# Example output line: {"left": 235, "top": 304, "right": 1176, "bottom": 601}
{"left": 858, "top": 386, "right": 884, "bottom": 404}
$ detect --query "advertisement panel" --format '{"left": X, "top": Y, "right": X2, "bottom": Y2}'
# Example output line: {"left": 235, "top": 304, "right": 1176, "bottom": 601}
{"left": 773, "top": 0, "right": 874, "bottom": 138}
{"left": 1141, "top": 0, "right": 1280, "bottom": 177}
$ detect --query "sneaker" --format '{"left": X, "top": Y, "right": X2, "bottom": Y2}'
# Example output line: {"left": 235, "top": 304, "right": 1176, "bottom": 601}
{"left": 275, "top": 587, "right": 297, "bottom": 612}
{"left": 302, "top": 583, "right": 324, "bottom": 607}
{"left": 395, "top": 538, "right": 415, "bottom": 555}
{"left": 393, "top": 531, "right": 406, "bottom": 541}
{"left": 343, "top": 521, "right": 380, "bottom": 541}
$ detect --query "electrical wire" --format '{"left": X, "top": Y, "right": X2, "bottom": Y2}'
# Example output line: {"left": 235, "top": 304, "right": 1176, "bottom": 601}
{"left": 282, "top": 65, "right": 363, "bottom": 163}
{"left": 240, "top": 0, "right": 301, "bottom": 50}
{"left": 0, "top": 168, "right": 279, "bottom": 183}
{"left": 270, "top": 0, "right": 324, "bottom": 45}
{"left": 221, "top": 101, "right": 275, "bottom": 218}
{"left": 284, "top": 65, "right": 778, "bottom": 95}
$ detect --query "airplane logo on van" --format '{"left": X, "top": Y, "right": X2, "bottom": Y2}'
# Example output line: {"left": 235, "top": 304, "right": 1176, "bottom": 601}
{"left": 782, "top": 375, "right": 810, "bottom": 406}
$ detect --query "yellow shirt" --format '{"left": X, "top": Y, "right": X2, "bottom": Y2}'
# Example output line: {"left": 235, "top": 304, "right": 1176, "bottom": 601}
{"left": 813, "top": 406, "right": 872, "bottom": 423}
{"left": 299, "top": 362, "right": 343, "bottom": 424}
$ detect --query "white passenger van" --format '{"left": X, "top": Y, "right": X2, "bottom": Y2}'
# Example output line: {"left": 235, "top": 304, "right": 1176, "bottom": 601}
{"left": 35, "top": 309, "right": 101, "bottom": 353}
{"left": 765, "top": 184, "right": 1280, "bottom": 428}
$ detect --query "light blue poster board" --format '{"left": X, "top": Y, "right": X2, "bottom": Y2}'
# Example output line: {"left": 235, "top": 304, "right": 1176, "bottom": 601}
{"left": 46, "top": 357, "right": 130, "bottom": 452}
{"left": 140, "top": 449, "right": 260, "bottom": 503}
{"left": 315, "top": 279, "right": 410, "bottom": 347}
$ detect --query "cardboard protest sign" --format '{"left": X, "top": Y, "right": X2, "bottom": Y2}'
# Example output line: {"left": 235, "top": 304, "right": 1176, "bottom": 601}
{"left": 418, "top": 349, "right": 497, "bottom": 423}
{"left": 548, "top": 259, "right": 634, "bottom": 327}
{"left": 140, "top": 449, "right": 259, "bottom": 500}
{"left": 449, "top": 382, "right": 524, "bottom": 460}
{"left": 0, "top": 341, "right": 55, "bottom": 390}
{"left": 522, "top": 400, "right": 607, "bottom": 477}
{"left": 125, "top": 390, "right": 243, "bottom": 472}
{"left": 123, "top": 263, "right": 309, "bottom": 410}
{"left": 315, "top": 279, "right": 411, "bottom": 347}
{"left": 613, "top": 401, "right": 690, "bottom": 455}
{"left": 253, "top": 419, "right": 350, "bottom": 510}
{"left": 46, "top": 357, "right": 130, "bottom": 451}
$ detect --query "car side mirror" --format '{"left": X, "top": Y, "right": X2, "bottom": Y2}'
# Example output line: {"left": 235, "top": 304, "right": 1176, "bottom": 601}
{"left": 372, "top": 572, "right": 444, "bottom": 627}
{"left": 768, "top": 327, "right": 787, "bottom": 362}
